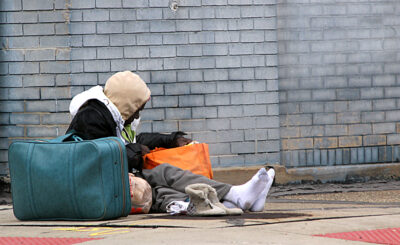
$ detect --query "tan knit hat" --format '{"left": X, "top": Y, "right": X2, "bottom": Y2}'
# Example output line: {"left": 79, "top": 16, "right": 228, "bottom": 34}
{"left": 104, "top": 71, "right": 151, "bottom": 121}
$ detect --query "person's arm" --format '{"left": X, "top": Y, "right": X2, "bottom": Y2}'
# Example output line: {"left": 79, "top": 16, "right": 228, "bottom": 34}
{"left": 136, "top": 131, "right": 190, "bottom": 149}
{"left": 125, "top": 143, "right": 150, "bottom": 172}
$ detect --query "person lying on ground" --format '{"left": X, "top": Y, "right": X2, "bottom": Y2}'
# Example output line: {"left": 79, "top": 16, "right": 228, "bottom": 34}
{"left": 67, "top": 71, "right": 275, "bottom": 213}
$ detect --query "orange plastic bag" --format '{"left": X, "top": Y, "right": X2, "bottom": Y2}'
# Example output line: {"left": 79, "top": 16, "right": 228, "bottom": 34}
{"left": 143, "top": 143, "right": 213, "bottom": 179}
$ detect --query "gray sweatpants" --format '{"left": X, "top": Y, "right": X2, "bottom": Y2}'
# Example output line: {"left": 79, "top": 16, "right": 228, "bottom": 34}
{"left": 141, "top": 163, "right": 232, "bottom": 212}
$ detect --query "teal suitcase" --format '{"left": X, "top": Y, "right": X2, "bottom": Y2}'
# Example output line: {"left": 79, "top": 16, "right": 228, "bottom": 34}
{"left": 8, "top": 132, "right": 131, "bottom": 220}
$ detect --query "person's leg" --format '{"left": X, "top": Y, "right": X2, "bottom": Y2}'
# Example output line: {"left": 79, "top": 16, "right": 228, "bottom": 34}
{"left": 141, "top": 163, "right": 273, "bottom": 212}
{"left": 142, "top": 163, "right": 232, "bottom": 198}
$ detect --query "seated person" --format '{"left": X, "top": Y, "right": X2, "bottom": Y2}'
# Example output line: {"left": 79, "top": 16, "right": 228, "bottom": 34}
{"left": 67, "top": 71, "right": 275, "bottom": 213}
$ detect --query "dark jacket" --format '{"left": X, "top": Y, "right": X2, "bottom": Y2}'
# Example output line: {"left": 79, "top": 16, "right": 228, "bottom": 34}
{"left": 67, "top": 99, "right": 185, "bottom": 172}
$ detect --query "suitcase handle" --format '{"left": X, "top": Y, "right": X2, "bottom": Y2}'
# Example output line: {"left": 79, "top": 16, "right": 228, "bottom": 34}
{"left": 50, "top": 131, "right": 83, "bottom": 143}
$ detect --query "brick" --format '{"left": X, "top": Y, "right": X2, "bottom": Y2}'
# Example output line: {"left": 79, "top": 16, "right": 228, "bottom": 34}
{"left": 192, "top": 107, "right": 217, "bottom": 119}
{"left": 176, "top": 20, "right": 202, "bottom": 32}
{"left": 203, "top": 19, "right": 228, "bottom": 31}
{"left": 25, "top": 49, "right": 55, "bottom": 61}
{"left": 83, "top": 35, "right": 109, "bottom": 47}
{"left": 178, "top": 120, "right": 207, "bottom": 132}
{"left": 97, "top": 22, "right": 123, "bottom": 34}
{"left": 216, "top": 56, "right": 241, "bottom": 68}
{"left": 360, "top": 88, "right": 384, "bottom": 99}
{"left": 151, "top": 71, "right": 176, "bottom": 83}
{"left": 150, "top": 46, "right": 176, "bottom": 58}
{"left": 0, "top": 126, "right": 24, "bottom": 137}
{"left": 215, "top": 7, "right": 240, "bottom": 18}
{"left": 282, "top": 138, "right": 313, "bottom": 150}
{"left": 5, "top": 11, "right": 38, "bottom": 24}
{"left": 141, "top": 108, "right": 165, "bottom": 121}
{"left": 206, "top": 119, "right": 230, "bottom": 130}
{"left": 244, "top": 80, "right": 266, "bottom": 92}
{"left": 136, "top": 8, "right": 162, "bottom": 20}
{"left": 385, "top": 87, "right": 400, "bottom": 98}
{"left": 228, "top": 19, "right": 253, "bottom": 31}
{"left": 165, "top": 83, "right": 190, "bottom": 95}
{"left": 38, "top": 11, "right": 66, "bottom": 23}
{"left": 388, "top": 134, "right": 400, "bottom": 145}
{"left": 26, "top": 101, "right": 56, "bottom": 112}
{"left": 82, "top": 9, "right": 110, "bottom": 21}
{"left": 137, "top": 59, "right": 163, "bottom": 71}
{"left": 348, "top": 124, "right": 372, "bottom": 135}
{"left": 40, "top": 36, "right": 69, "bottom": 48}
{"left": 243, "top": 105, "right": 267, "bottom": 116}
{"left": 165, "top": 108, "right": 191, "bottom": 119}
{"left": 23, "top": 74, "right": 55, "bottom": 87}
{"left": 8, "top": 36, "right": 39, "bottom": 48}
{"left": 205, "top": 94, "right": 230, "bottom": 106}
{"left": 41, "top": 87, "right": 71, "bottom": 99}
{"left": 69, "top": 23, "right": 96, "bottom": 35}
{"left": 179, "top": 95, "right": 204, "bottom": 107}
{"left": 96, "top": 0, "right": 122, "bottom": 8}
{"left": 40, "top": 61, "right": 70, "bottom": 74}
{"left": 231, "top": 142, "right": 255, "bottom": 154}
{"left": 230, "top": 93, "right": 255, "bottom": 105}
{"left": 217, "top": 81, "right": 242, "bottom": 93}
{"left": 299, "top": 126, "right": 324, "bottom": 137}
{"left": 41, "top": 113, "right": 70, "bottom": 124}
{"left": 27, "top": 126, "right": 59, "bottom": 137}
{"left": 150, "top": 20, "right": 176, "bottom": 32}
{"left": 0, "top": 50, "right": 24, "bottom": 62}
{"left": 110, "top": 34, "right": 136, "bottom": 46}
{"left": 256, "top": 67, "right": 278, "bottom": 80}
{"left": 0, "top": 101, "right": 24, "bottom": 112}
{"left": 163, "top": 33, "right": 189, "bottom": 45}
{"left": 189, "top": 7, "right": 215, "bottom": 19}
{"left": 9, "top": 62, "right": 39, "bottom": 74}
{"left": 231, "top": 117, "right": 256, "bottom": 130}
{"left": 218, "top": 105, "right": 242, "bottom": 118}
{"left": 190, "top": 57, "right": 215, "bottom": 69}
{"left": 22, "top": 0, "right": 53, "bottom": 10}
{"left": 189, "top": 32, "right": 214, "bottom": 44}
{"left": 163, "top": 7, "right": 189, "bottom": 19}
{"left": 10, "top": 113, "right": 40, "bottom": 124}
{"left": 137, "top": 34, "right": 162, "bottom": 45}
{"left": 337, "top": 89, "right": 360, "bottom": 100}
{"left": 373, "top": 75, "right": 396, "bottom": 86}
{"left": 191, "top": 82, "right": 217, "bottom": 94}
{"left": 111, "top": 59, "right": 137, "bottom": 72}
{"left": 373, "top": 123, "right": 396, "bottom": 134}
{"left": 362, "top": 112, "right": 385, "bottom": 123}
{"left": 177, "top": 70, "right": 202, "bottom": 82}
{"left": 164, "top": 58, "right": 190, "bottom": 70}
{"left": 71, "top": 48, "right": 96, "bottom": 60}
{"left": 314, "top": 137, "right": 337, "bottom": 149}
{"left": 348, "top": 100, "right": 372, "bottom": 112}
{"left": 217, "top": 130, "right": 244, "bottom": 142}
{"left": 363, "top": 135, "right": 386, "bottom": 146}
{"left": 152, "top": 96, "right": 178, "bottom": 108}
{"left": 338, "top": 136, "right": 362, "bottom": 148}
{"left": 0, "top": 0, "right": 22, "bottom": 11}
{"left": 313, "top": 113, "right": 336, "bottom": 125}
{"left": 215, "top": 31, "right": 240, "bottom": 43}
{"left": 124, "top": 46, "right": 149, "bottom": 58}
{"left": 281, "top": 114, "right": 312, "bottom": 126}
{"left": 203, "top": 44, "right": 228, "bottom": 56}
{"left": 300, "top": 102, "right": 324, "bottom": 113}
{"left": 337, "top": 112, "right": 360, "bottom": 124}
{"left": 124, "top": 21, "right": 150, "bottom": 33}
{"left": 177, "top": 45, "right": 202, "bottom": 57}
{"left": 386, "top": 111, "right": 400, "bottom": 121}
{"left": 110, "top": 10, "right": 137, "bottom": 21}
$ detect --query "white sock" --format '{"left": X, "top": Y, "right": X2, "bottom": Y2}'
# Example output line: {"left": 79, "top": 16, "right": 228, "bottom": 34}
{"left": 249, "top": 168, "right": 275, "bottom": 212}
{"left": 222, "top": 168, "right": 268, "bottom": 211}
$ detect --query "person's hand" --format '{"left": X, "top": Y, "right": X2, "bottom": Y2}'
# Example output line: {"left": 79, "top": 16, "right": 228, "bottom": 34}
{"left": 174, "top": 137, "right": 192, "bottom": 147}
{"left": 140, "top": 144, "right": 150, "bottom": 156}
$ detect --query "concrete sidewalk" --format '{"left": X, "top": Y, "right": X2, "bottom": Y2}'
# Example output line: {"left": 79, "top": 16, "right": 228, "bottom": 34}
{"left": 1, "top": 180, "right": 400, "bottom": 244}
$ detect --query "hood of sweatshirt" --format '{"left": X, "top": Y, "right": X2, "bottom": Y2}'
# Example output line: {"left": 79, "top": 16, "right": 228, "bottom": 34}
{"left": 69, "top": 85, "right": 126, "bottom": 143}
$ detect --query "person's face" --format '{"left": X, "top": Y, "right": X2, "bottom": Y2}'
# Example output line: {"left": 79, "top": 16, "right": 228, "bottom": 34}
{"left": 125, "top": 102, "right": 146, "bottom": 126}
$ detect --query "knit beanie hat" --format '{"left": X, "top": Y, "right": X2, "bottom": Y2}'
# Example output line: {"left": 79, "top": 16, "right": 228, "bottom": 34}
{"left": 104, "top": 71, "right": 151, "bottom": 121}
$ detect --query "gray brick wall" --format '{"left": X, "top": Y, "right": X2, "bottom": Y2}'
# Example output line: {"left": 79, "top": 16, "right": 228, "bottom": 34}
{"left": 0, "top": 0, "right": 280, "bottom": 174}
{"left": 0, "top": 0, "right": 71, "bottom": 175}
{"left": 277, "top": 0, "right": 400, "bottom": 167}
